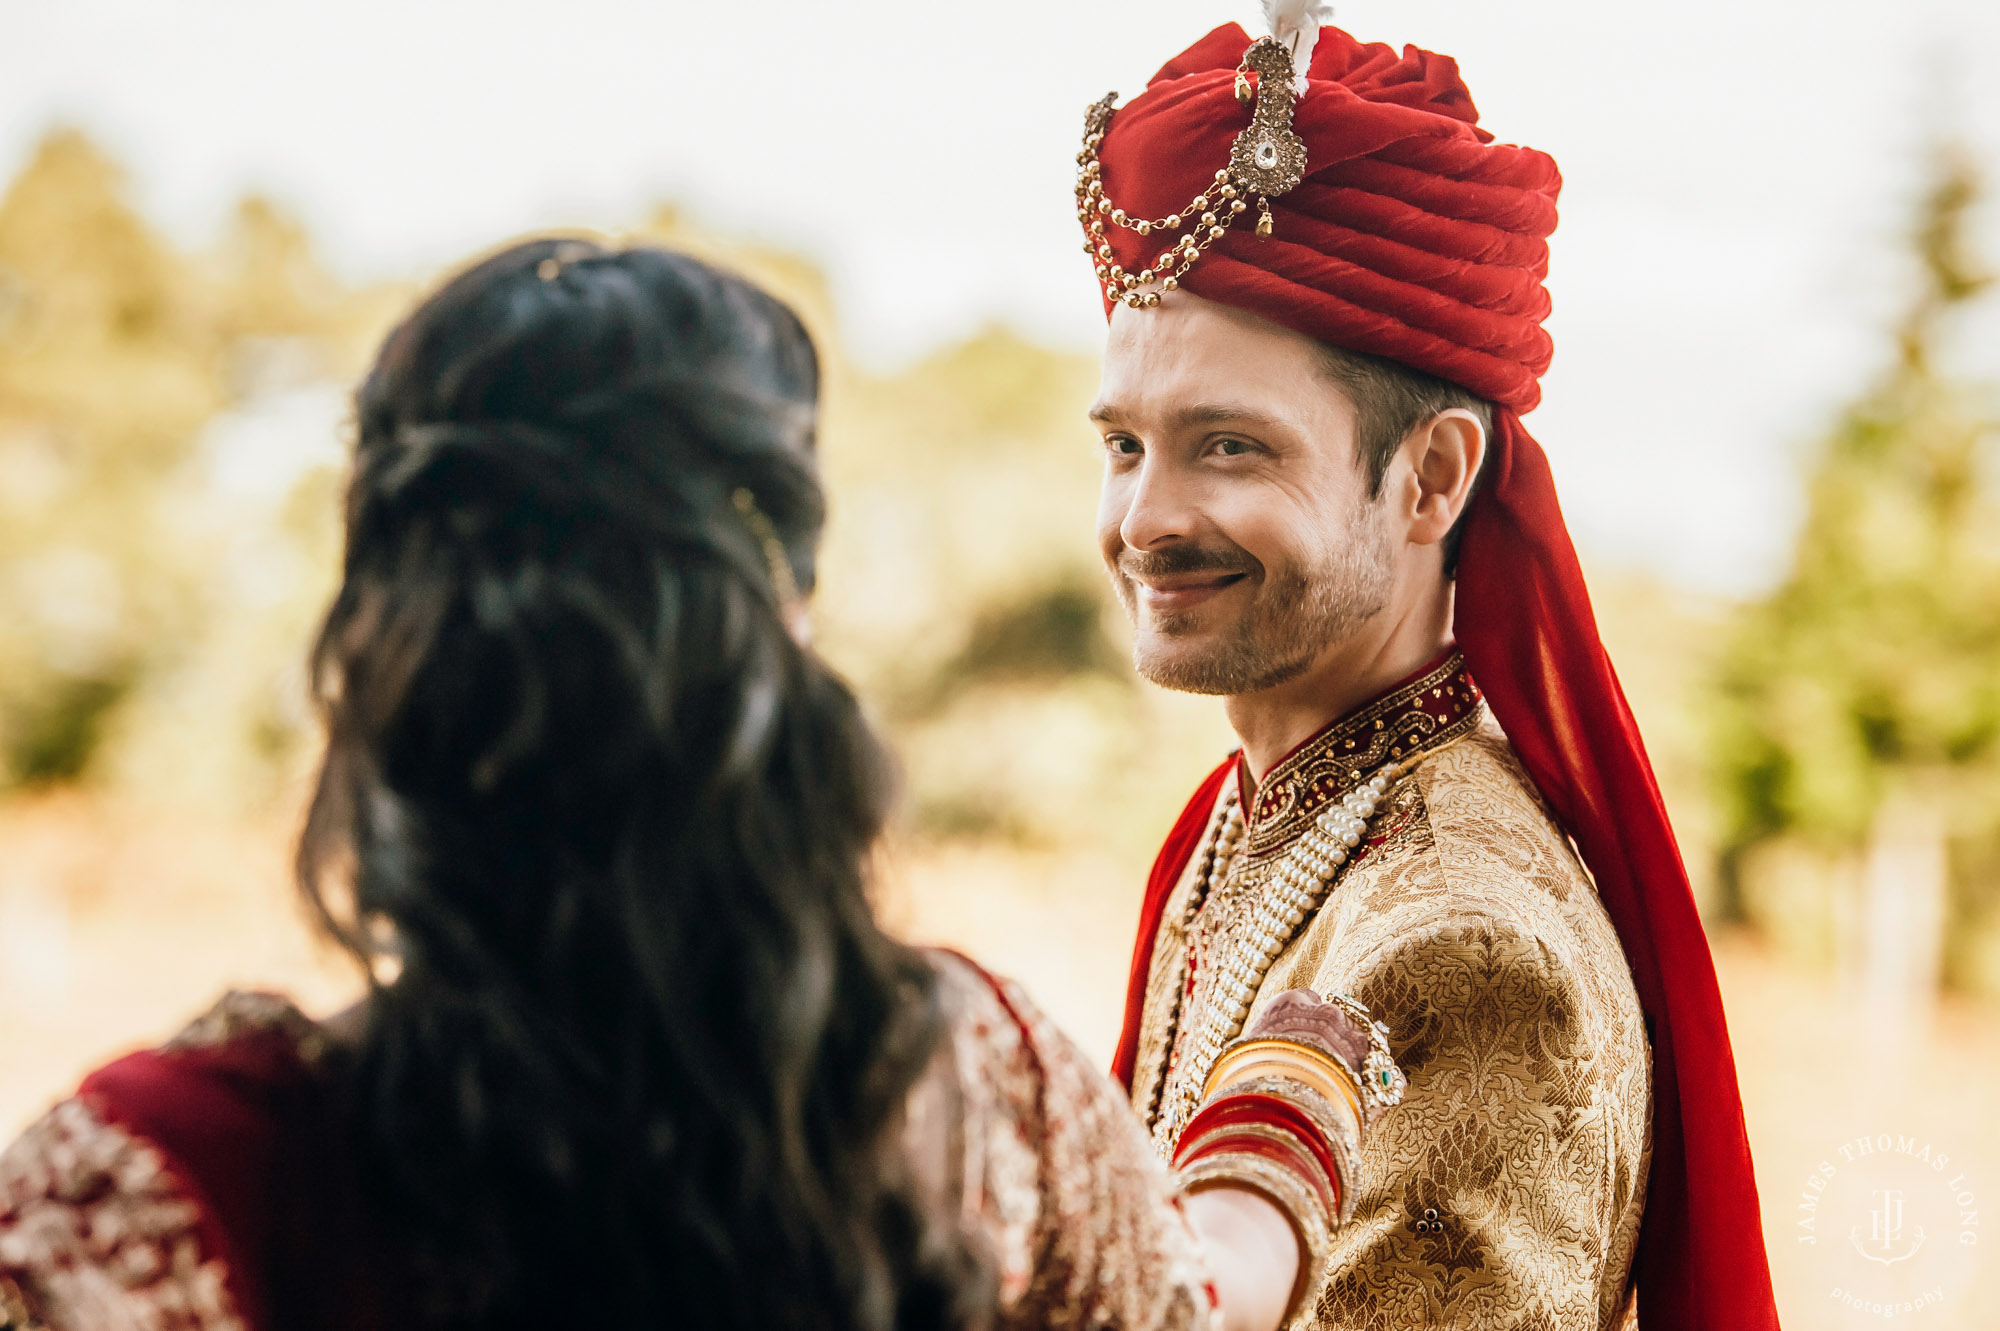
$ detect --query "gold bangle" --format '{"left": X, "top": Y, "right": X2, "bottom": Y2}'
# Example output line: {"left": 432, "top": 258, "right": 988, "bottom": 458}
{"left": 1203, "top": 1038, "right": 1366, "bottom": 1126}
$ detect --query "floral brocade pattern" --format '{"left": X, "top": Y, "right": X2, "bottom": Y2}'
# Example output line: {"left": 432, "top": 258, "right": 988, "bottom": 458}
{"left": 1133, "top": 705, "right": 1651, "bottom": 1331}
{"left": 0, "top": 1099, "right": 245, "bottom": 1331}
{"left": 920, "top": 953, "right": 1219, "bottom": 1331}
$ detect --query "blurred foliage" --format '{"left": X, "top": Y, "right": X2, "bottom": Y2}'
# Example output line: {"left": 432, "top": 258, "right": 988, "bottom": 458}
{"left": 1711, "top": 146, "right": 2000, "bottom": 993}
{"left": 20, "top": 126, "right": 1996, "bottom": 988}
{"left": 0, "top": 129, "right": 401, "bottom": 798}
{"left": 0, "top": 132, "right": 1233, "bottom": 859}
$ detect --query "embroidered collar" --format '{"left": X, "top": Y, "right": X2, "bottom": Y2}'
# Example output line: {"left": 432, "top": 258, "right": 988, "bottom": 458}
{"left": 164, "top": 989, "right": 331, "bottom": 1069}
{"left": 1239, "top": 650, "right": 1483, "bottom": 860}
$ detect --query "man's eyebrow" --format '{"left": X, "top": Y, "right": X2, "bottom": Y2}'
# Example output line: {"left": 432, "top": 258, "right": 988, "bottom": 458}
{"left": 1088, "top": 401, "right": 1288, "bottom": 430}
{"left": 1173, "top": 403, "right": 1288, "bottom": 431}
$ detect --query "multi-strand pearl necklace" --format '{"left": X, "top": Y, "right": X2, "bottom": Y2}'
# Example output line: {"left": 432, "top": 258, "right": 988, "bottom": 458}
{"left": 1155, "top": 756, "right": 1412, "bottom": 1151}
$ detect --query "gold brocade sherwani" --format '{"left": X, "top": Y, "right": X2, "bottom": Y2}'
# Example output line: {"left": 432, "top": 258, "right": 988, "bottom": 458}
{"left": 1132, "top": 653, "right": 1652, "bottom": 1331}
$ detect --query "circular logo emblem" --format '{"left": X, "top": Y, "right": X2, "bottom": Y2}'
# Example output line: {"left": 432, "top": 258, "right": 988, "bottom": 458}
{"left": 1797, "top": 1132, "right": 1981, "bottom": 1320}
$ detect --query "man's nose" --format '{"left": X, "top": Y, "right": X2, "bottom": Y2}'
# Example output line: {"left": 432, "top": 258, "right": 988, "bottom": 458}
{"left": 1116, "top": 454, "right": 1197, "bottom": 553}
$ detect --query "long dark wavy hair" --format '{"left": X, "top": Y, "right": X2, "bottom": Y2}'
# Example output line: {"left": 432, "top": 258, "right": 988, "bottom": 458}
{"left": 299, "top": 238, "right": 985, "bottom": 1330}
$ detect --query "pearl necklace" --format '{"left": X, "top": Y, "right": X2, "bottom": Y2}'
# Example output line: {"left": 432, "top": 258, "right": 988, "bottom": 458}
{"left": 1156, "top": 756, "right": 1412, "bottom": 1151}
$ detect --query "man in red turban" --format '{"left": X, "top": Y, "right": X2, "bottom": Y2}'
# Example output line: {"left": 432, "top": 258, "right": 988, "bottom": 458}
{"left": 1082, "top": 13, "right": 1780, "bottom": 1330}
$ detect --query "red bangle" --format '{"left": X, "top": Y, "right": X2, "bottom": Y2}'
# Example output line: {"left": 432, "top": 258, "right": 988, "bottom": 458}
{"left": 1174, "top": 1092, "right": 1341, "bottom": 1204}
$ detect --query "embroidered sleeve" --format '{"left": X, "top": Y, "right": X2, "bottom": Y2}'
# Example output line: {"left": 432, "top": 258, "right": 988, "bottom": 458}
{"left": 930, "top": 954, "right": 1219, "bottom": 1331}
{"left": 1304, "top": 915, "right": 1650, "bottom": 1331}
{"left": 0, "top": 1097, "right": 247, "bottom": 1331}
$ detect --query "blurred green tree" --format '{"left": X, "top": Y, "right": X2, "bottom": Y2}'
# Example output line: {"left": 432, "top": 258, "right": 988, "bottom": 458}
{"left": 0, "top": 129, "right": 216, "bottom": 785}
{"left": 0, "top": 136, "right": 1233, "bottom": 852}
{"left": 0, "top": 130, "right": 391, "bottom": 795}
{"left": 1711, "top": 145, "right": 2000, "bottom": 996}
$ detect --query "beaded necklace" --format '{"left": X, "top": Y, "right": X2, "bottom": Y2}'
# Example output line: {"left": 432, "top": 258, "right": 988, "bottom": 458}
{"left": 1075, "top": 36, "right": 1309, "bottom": 311}
{"left": 1154, "top": 754, "right": 1414, "bottom": 1151}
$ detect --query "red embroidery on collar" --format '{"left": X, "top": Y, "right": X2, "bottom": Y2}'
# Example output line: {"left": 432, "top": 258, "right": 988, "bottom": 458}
{"left": 1243, "top": 651, "right": 1482, "bottom": 860}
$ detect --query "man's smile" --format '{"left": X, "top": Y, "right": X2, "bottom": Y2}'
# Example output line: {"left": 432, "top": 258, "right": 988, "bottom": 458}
{"left": 1130, "top": 569, "right": 1249, "bottom": 614}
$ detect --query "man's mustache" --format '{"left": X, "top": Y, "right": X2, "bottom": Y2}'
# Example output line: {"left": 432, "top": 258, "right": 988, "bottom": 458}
{"left": 1117, "top": 544, "right": 1261, "bottom": 581}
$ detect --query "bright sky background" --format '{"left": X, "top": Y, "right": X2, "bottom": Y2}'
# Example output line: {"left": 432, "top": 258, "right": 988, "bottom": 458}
{"left": 6, "top": 0, "right": 2000, "bottom": 594}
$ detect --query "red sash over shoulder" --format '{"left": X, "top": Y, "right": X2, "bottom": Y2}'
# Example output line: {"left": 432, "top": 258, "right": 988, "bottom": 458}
{"left": 1111, "top": 755, "right": 1235, "bottom": 1091}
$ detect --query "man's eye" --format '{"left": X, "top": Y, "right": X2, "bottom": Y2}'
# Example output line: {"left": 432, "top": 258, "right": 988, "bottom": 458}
{"left": 1215, "top": 438, "right": 1251, "bottom": 457}
{"left": 1106, "top": 436, "right": 1143, "bottom": 456}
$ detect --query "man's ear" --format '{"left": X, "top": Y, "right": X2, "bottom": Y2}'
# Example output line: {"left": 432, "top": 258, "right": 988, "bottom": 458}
{"left": 1403, "top": 409, "right": 1485, "bottom": 547}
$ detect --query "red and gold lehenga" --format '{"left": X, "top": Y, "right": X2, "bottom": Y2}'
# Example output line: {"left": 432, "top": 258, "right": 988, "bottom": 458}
{"left": 0, "top": 951, "right": 1350, "bottom": 1331}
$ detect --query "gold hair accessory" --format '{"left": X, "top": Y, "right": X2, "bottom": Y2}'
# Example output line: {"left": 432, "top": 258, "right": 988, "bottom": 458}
{"left": 1076, "top": 36, "right": 1309, "bottom": 310}
{"left": 731, "top": 487, "right": 801, "bottom": 608}
{"left": 535, "top": 240, "right": 597, "bottom": 282}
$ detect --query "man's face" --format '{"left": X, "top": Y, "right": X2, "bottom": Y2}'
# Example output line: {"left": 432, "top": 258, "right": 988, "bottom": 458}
{"left": 1091, "top": 293, "right": 1394, "bottom": 696}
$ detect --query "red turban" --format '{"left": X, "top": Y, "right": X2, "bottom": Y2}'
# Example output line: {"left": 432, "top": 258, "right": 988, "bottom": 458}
{"left": 1093, "top": 24, "right": 1780, "bottom": 1331}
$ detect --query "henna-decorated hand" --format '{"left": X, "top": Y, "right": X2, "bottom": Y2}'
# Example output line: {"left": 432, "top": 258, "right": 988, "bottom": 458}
{"left": 1241, "top": 988, "right": 1370, "bottom": 1072}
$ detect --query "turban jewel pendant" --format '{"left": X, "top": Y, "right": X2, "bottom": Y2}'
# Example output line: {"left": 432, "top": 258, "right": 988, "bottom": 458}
{"left": 1076, "top": 36, "right": 1309, "bottom": 310}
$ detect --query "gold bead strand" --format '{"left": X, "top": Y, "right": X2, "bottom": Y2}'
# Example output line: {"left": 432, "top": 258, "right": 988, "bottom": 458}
{"left": 1076, "top": 36, "right": 1308, "bottom": 310}
{"left": 1077, "top": 100, "right": 1265, "bottom": 306}
{"left": 1156, "top": 758, "right": 1412, "bottom": 1153}
{"left": 1183, "top": 794, "right": 1246, "bottom": 928}
{"left": 1141, "top": 791, "right": 1244, "bottom": 1128}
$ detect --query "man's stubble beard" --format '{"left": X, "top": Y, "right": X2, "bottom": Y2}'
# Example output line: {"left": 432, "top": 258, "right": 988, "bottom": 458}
{"left": 1116, "top": 502, "right": 1394, "bottom": 697}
